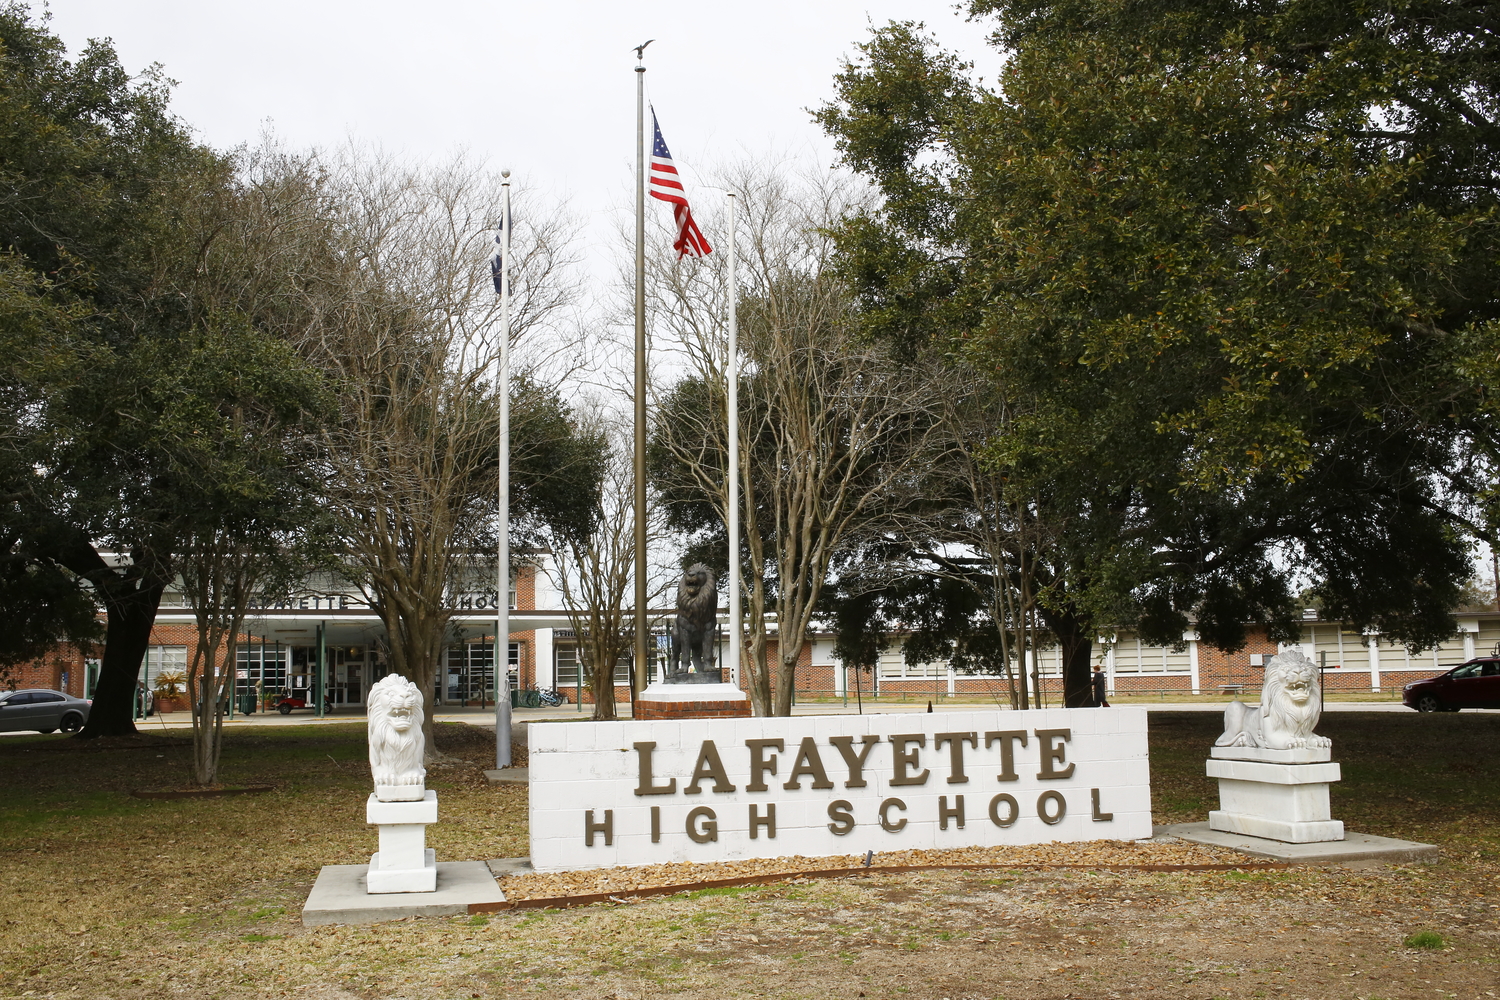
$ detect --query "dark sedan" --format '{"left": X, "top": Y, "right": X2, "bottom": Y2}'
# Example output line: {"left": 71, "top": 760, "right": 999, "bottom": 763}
{"left": 0, "top": 688, "right": 92, "bottom": 733}
{"left": 1403, "top": 658, "right": 1500, "bottom": 712}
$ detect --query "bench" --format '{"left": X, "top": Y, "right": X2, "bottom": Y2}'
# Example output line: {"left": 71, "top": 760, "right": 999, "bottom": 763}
{"left": 1217, "top": 684, "right": 1246, "bottom": 695}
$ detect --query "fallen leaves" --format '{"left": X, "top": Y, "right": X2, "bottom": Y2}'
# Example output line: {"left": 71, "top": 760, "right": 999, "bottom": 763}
{"left": 497, "top": 838, "right": 1247, "bottom": 900}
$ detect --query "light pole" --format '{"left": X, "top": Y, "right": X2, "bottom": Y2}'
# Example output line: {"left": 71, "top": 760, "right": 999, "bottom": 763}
{"left": 495, "top": 170, "right": 513, "bottom": 769}
{"left": 725, "top": 192, "right": 740, "bottom": 689}
{"left": 632, "top": 42, "right": 652, "bottom": 713}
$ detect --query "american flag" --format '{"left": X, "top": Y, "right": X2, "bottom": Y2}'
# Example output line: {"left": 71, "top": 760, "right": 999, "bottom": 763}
{"left": 649, "top": 108, "right": 713, "bottom": 258}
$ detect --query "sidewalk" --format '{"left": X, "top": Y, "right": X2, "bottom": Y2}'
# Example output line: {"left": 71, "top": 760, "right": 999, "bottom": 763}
{"left": 124, "top": 697, "right": 1469, "bottom": 731}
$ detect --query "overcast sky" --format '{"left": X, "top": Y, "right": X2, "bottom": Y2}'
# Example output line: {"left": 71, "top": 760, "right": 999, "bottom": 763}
{"left": 44, "top": 1, "right": 1000, "bottom": 232}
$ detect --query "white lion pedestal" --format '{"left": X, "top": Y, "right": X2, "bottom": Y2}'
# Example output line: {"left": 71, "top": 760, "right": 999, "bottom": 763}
{"left": 366, "top": 674, "right": 437, "bottom": 893}
{"left": 1208, "top": 651, "right": 1344, "bottom": 844}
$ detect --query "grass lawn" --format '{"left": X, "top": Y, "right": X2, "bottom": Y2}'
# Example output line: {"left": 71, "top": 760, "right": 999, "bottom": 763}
{"left": 0, "top": 712, "right": 1495, "bottom": 999}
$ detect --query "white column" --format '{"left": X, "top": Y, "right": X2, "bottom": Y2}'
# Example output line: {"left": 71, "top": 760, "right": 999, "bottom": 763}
{"left": 1104, "top": 640, "right": 1116, "bottom": 695}
{"left": 1187, "top": 634, "right": 1201, "bottom": 695}
{"left": 1367, "top": 634, "right": 1381, "bottom": 692}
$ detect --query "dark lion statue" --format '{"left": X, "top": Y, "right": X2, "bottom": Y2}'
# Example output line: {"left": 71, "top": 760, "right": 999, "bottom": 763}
{"left": 669, "top": 563, "right": 720, "bottom": 683}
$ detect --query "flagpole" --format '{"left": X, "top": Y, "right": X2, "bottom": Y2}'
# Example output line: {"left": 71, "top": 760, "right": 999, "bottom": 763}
{"left": 495, "top": 170, "right": 513, "bottom": 768}
{"left": 725, "top": 192, "right": 739, "bottom": 689}
{"left": 633, "top": 45, "right": 649, "bottom": 712}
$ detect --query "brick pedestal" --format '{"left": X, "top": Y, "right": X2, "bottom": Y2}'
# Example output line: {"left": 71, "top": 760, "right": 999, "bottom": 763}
{"left": 633, "top": 680, "right": 751, "bottom": 720}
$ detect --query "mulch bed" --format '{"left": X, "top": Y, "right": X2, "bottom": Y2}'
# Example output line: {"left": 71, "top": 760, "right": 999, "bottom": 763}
{"left": 491, "top": 838, "right": 1260, "bottom": 905}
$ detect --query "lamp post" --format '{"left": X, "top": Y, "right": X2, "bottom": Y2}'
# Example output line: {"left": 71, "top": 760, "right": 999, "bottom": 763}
{"left": 495, "top": 170, "right": 513, "bottom": 769}
{"left": 632, "top": 43, "right": 651, "bottom": 713}
{"left": 725, "top": 192, "right": 739, "bottom": 689}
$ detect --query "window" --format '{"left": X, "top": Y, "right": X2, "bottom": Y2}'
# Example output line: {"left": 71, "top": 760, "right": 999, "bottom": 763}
{"left": 446, "top": 642, "right": 509, "bottom": 702}
{"left": 140, "top": 646, "right": 188, "bottom": 688}
{"left": 236, "top": 645, "right": 290, "bottom": 693}
{"left": 1109, "top": 636, "right": 1191, "bottom": 675}
{"left": 555, "top": 643, "right": 628, "bottom": 687}
{"left": 877, "top": 646, "right": 949, "bottom": 680}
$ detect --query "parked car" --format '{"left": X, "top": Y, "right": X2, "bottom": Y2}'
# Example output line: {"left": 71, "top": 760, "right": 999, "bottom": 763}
{"left": 1403, "top": 657, "right": 1500, "bottom": 712}
{"left": 0, "top": 688, "right": 92, "bottom": 733}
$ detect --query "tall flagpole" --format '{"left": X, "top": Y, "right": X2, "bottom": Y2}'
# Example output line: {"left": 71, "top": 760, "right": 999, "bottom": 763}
{"left": 495, "top": 170, "right": 513, "bottom": 768}
{"left": 633, "top": 43, "right": 650, "bottom": 710}
{"left": 725, "top": 192, "right": 739, "bottom": 688}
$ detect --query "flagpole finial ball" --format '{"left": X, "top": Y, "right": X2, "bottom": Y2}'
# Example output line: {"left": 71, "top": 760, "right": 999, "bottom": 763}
{"left": 501, "top": 168, "right": 511, "bottom": 180}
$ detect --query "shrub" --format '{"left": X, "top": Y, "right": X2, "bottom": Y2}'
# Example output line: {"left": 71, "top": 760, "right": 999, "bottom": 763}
{"left": 1403, "top": 931, "right": 1446, "bottom": 950}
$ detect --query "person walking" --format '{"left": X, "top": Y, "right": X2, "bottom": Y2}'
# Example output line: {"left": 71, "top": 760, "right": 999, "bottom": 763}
{"left": 1092, "top": 667, "right": 1110, "bottom": 707}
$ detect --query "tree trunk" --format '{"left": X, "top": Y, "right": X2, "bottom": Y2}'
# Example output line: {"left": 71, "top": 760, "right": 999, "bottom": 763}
{"left": 379, "top": 604, "right": 447, "bottom": 757}
{"left": 1042, "top": 608, "right": 1095, "bottom": 708}
{"left": 78, "top": 579, "right": 166, "bottom": 738}
{"left": 589, "top": 650, "right": 618, "bottom": 720}
{"left": 773, "top": 643, "right": 798, "bottom": 717}
{"left": 743, "top": 581, "right": 773, "bottom": 716}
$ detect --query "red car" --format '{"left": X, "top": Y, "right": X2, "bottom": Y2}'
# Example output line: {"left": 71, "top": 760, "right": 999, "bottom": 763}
{"left": 1403, "top": 657, "right": 1500, "bottom": 712}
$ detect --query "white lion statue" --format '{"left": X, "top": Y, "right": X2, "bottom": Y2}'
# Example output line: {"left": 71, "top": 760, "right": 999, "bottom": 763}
{"left": 1216, "top": 650, "right": 1331, "bottom": 750}
{"left": 368, "top": 673, "right": 427, "bottom": 801}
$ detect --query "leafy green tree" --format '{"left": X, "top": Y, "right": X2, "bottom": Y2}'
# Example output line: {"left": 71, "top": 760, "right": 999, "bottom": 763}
{"left": 817, "top": 4, "right": 1498, "bottom": 703}
{"left": 0, "top": 8, "right": 333, "bottom": 734}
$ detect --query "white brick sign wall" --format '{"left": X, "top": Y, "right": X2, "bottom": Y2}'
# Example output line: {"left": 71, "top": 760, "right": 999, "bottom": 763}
{"left": 529, "top": 708, "right": 1151, "bottom": 872}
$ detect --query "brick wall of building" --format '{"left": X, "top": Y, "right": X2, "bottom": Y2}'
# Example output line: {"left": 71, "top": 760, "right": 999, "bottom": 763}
{"left": 6, "top": 648, "right": 87, "bottom": 695}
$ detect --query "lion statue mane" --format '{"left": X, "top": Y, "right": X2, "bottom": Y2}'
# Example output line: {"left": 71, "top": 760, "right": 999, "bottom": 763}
{"left": 368, "top": 673, "right": 427, "bottom": 800}
{"left": 669, "top": 563, "right": 720, "bottom": 682}
{"left": 1216, "top": 650, "right": 1331, "bottom": 751}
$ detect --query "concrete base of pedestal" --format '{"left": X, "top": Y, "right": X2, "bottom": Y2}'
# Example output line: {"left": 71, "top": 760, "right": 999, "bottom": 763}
{"left": 1207, "top": 756, "right": 1344, "bottom": 844}
{"left": 368, "top": 847, "right": 437, "bottom": 892}
{"left": 1162, "top": 823, "right": 1438, "bottom": 867}
{"left": 302, "top": 861, "right": 507, "bottom": 925}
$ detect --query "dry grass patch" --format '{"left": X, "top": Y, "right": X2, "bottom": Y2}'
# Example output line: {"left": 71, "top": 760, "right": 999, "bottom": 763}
{"left": 0, "top": 712, "right": 1496, "bottom": 1000}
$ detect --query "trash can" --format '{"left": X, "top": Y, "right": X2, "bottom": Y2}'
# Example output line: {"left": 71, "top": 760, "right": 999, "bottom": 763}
{"left": 239, "top": 694, "right": 257, "bottom": 714}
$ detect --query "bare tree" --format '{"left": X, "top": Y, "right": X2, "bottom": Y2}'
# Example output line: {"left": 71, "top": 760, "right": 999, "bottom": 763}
{"left": 280, "top": 148, "right": 590, "bottom": 750}
{"left": 177, "top": 524, "right": 323, "bottom": 785}
{"left": 650, "top": 164, "right": 947, "bottom": 716}
{"left": 543, "top": 408, "right": 673, "bottom": 719}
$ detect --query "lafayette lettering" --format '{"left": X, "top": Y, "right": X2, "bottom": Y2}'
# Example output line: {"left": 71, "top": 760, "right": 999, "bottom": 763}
{"left": 635, "top": 729, "right": 1080, "bottom": 793}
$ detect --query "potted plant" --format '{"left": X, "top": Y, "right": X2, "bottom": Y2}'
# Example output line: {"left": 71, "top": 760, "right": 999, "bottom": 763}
{"left": 153, "top": 672, "right": 189, "bottom": 714}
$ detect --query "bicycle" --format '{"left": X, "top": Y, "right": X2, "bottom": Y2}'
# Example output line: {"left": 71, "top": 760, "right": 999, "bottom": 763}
{"left": 536, "top": 687, "right": 565, "bottom": 707}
